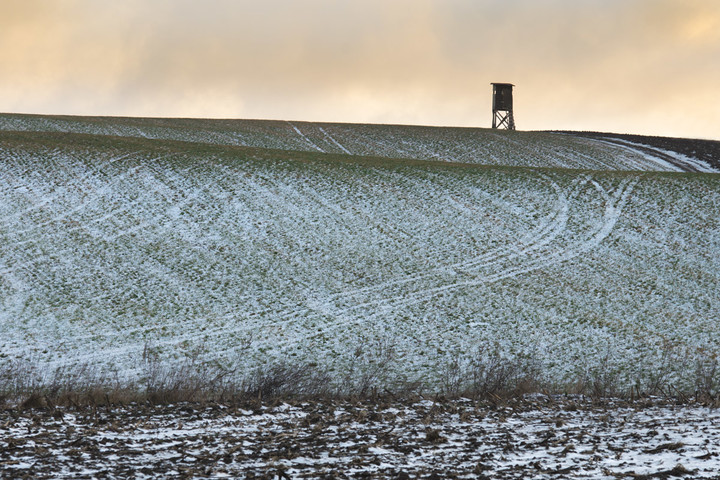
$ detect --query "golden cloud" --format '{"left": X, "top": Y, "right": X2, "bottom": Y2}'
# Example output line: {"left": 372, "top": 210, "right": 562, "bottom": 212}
{"left": 0, "top": 0, "right": 718, "bottom": 138}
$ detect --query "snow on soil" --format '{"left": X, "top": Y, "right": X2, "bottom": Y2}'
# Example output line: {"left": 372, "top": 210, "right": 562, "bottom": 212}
{"left": 0, "top": 130, "right": 719, "bottom": 389}
{"left": 590, "top": 138, "right": 719, "bottom": 174}
{"left": 2, "top": 398, "right": 720, "bottom": 479}
{"left": 606, "top": 138, "right": 718, "bottom": 173}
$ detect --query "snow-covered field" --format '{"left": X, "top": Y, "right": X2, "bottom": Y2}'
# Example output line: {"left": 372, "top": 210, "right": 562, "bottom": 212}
{"left": 3, "top": 398, "right": 720, "bottom": 479}
{"left": 3, "top": 113, "right": 718, "bottom": 172}
{"left": 0, "top": 115, "right": 719, "bottom": 392}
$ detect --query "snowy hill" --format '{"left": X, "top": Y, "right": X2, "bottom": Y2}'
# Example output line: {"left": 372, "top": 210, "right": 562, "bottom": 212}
{"left": 0, "top": 115, "right": 719, "bottom": 391}
{"left": 2, "top": 113, "right": 718, "bottom": 172}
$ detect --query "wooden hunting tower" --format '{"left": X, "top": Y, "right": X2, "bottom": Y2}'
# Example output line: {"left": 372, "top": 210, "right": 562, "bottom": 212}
{"left": 491, "top": 83, "right": 515, "bottom": 130}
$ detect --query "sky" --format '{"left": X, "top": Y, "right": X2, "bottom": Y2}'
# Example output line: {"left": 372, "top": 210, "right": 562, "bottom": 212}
{"left": 1, "top": 0, "right": 719, "bottom": 139}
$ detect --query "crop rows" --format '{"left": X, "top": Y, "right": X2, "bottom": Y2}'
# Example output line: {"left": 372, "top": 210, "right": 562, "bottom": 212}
{"left": 3, "top": 113, "right": 714, "bottom": 172}
{"left": 1, "top": 126, "right": 719, "bottom": 390}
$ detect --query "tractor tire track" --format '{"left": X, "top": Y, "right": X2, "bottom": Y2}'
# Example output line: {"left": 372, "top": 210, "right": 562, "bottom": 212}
{"left": 352, "top": 176, "right": 639, "bottom": 319}
{"left": 282, "top": 175, "right": 639, "bottom": 346}
{"left": 288, "top": 122, "right": 325, "bottom": 153}
{"left": 192, "top": 174, "right": 627, "bottom": 359}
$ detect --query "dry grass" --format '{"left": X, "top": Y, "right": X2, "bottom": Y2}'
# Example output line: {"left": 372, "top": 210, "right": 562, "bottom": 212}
{"left": 3, "top": 343, "right": 718, "bottom": 410}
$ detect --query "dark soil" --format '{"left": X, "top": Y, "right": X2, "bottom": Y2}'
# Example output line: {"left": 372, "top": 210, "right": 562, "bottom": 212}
{"left": 554, "top": 131, "right": 720, "bottom": 172}
{"left": 2, "top": 397, "right": 720, "bottom": 479}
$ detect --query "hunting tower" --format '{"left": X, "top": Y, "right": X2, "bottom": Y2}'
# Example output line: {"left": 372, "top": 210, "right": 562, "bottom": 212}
{"left": 491, "top": 83, "right": 515, "bottom": 130}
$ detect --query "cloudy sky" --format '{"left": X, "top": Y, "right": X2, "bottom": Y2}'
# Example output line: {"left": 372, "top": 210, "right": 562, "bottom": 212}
{"left": 1, "top": 0, "right": 719, "bottom": 139}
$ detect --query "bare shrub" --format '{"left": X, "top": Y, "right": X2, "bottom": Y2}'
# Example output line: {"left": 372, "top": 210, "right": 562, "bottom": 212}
{"left": 47, "top": 363, "right": 108, "bottom": 396}
{"left": 640, "top": 340, "right": 688, "bottom": 397}
{"left": 694, "top": 353, "right": 719, "bottom": 405}
{"left": 566, "top": 348, "right": 625, "bottom": 401}
{"left": 341, "top": 337, "right": 400, "bottom": 396}
{"left": 0, "top": 359, "right": 42, "bottom": 403}
{"left": 463, "top": 345, "right": 544, "bottom": 401}
{"left": 439, "top": 357, "right": 464, "bottom": 397}
{"left": 586, "top": 361, "right": 621, "bottom": 400}
{"left": 0, "top": 359, "right": 127, "bottom": 408}
{"left": 141, "top": 342, "right": 239, "bottom": 404}
{"left": 242, "top": 361, "right": 333, "bottom": 400}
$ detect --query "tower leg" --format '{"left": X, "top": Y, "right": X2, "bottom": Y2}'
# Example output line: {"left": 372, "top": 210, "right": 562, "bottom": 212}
{"left": 492, "top": 110, "right": 515, "bottom": 130}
